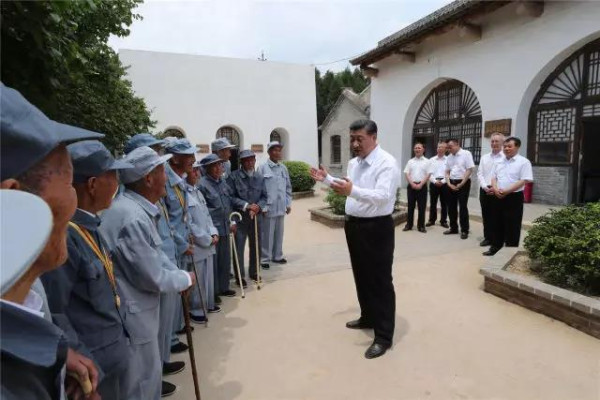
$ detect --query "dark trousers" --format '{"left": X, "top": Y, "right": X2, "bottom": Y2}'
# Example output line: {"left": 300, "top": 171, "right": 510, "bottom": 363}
{"left": 406, "top": 184, "right": 428, "bottom": 228}
{"left": 479, "top": 188, "right": 496, "bottom": 241}
{"left": 344, "top": 215, "right": 395, "bottom": 347}
{"left": 234, "top": 212, "right": 262, "bottom": 279}
{"left": 448, "top": 179, "right": 471, "bottom": 233}
{"left": 491, "top": 191, "right": 524, "bottom": 249}
{"left": 215, "top": 234, "right": 231, "bottom": 293}
{"left": 428, "top": 182, "right": 448, "bottom": 224}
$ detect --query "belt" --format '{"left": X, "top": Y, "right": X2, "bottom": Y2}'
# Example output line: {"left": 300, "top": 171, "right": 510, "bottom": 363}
{"left": 345, "top": 214, "right": 392, "bottom": 223}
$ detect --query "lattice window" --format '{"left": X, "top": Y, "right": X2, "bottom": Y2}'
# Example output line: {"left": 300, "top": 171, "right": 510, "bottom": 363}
{"left": 413, "top": 80, "right": 482, "bottom": 163}
{"left": 216, "top": 126, "right": 240, "bottom": 146}
{"left": 529, "top": 38, "right": 600, "bottom": 165}
{"left": 270, "top": 130, "right": 281, "bottom": 144}
{"left": 331, "top": 135, "right": 341, "bottom": 164}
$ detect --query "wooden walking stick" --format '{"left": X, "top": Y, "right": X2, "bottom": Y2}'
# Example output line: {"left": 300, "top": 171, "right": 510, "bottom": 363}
{"left": 254, "top": 213, "right": 262, "bottom": 290}
{"left": 181, "top": 290, "right": 202, "bottom": 400}
{"left": 229, "top": 211, "right": 245, "bottom": 298}
{"left": 188, "top": 236, "right": 209, "bottom": 326}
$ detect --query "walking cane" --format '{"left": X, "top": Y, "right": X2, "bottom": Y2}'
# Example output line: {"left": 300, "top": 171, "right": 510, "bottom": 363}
{"left": 181, "top": 290, "right": 202, "bottom": 400}
{"left": 188, "top": 249, "right": 209, "bottom": 327}
{"left": 254, "top": 213, "right": 262, "bottom": 290}
{"left": 229, "top": 211, "right": 245, "bottom": 298}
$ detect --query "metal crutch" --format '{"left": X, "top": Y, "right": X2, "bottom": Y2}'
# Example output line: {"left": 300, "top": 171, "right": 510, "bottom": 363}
{"left": 229, "top": 211, "right": 245, "bottom": 298}
{"left": 181, "top": 290, "right": 202, "bottom": 400}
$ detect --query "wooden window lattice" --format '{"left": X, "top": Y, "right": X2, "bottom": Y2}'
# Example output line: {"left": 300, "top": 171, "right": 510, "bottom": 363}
{"left": 216, "top": 127, "right": 240, "bottom": 146}
{"left": 331, "top": 135, "right": 341, "bottom": 164}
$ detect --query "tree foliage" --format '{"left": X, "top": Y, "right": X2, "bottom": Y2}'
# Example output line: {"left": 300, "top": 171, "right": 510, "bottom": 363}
{"left": 1, "top": 0, "right": 154, "bottom": 152}
{"left": 315, "top": 67, "right": 369, "bottom": 126}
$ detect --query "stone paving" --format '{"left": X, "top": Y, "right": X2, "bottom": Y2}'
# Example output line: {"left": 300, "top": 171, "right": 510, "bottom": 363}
{"left": 169, "top": 192, "right": 599, "bottom": 400}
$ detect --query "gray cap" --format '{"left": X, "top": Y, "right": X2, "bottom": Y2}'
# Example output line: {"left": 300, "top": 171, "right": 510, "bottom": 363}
{"left": 200, "top": 153, "right": 223, "bottom": 167}
{"left": 124, "top": 133, "right": 165, "bottom": 154}
{"left": 239, "top": 149, "right": 256, "bottom": 159}
{"left": 211, "top": 137, "right": 236, "bottom": 152}
{"left": 165, "top": 138, "right": 197, "bottom": 155}
{"left": 68, "top": 140, "right": 134, "bottom": 183}
{"left": 267, "top": 141, "right": 283, "bottom": 151}
{"left": 1, "top": 83, "right": 104, "bottom": 181}
{"left": 1, "top": 190, "right": 53, "bottom": 295}
{"left": 119, "top": 146, "right": 173, "bottom": 184}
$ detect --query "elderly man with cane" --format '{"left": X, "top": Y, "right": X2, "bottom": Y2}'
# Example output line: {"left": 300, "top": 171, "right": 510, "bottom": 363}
{"left": 311, "top": 119, "right": 400, "bottom": 359}
{"left": 100, "top": 146, "right": 195, "bottom": 400}
{"left": 0, "top": 83, "right": 104, "bottom": 398}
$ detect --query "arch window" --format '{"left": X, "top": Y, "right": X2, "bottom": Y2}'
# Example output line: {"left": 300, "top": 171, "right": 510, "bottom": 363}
{"left": 270, "top": 130, "right": 282, "bottom": 145}
{"left": 216, "top": 126, "right": 241, "bottom": 146}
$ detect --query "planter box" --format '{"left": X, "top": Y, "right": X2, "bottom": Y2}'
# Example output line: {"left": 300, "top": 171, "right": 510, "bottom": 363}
{"left": 309, "top": 206, "right": 407, "bottom": 229}
{"left": 480, "top": 250, "right": 600, "bottom": 339}
{"left": 291, "top": 190, "right": 315, "bottom": 200}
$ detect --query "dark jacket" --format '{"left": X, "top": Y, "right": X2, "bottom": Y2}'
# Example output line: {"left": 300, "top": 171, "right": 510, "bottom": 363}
{"left": 198, "top": 174, "right": 233, "bottom": 236}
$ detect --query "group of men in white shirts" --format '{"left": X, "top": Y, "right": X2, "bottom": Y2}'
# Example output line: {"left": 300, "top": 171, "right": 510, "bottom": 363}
{"left": 403, "top": 134, "right": 533, "bottom": 255}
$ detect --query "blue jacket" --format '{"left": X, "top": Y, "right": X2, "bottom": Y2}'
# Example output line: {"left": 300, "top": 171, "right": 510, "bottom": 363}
{"left": 186, "top": 183, "right": 218, "bottom": 260}
{"left": 1, "top": 301, "right": 68, "bottom": 400}
{"left": 198, "top": 175, "right": 233, "bottom": 236}
{"left": 257, "top": 160, "right": 292, "bottom": 217}
{"left": 41, "top": 209, "right": 129, "bottom": 376}
{"left": 164, "top": 164, "right": 190, "bottom": 258}
{"left": 228, "top": 169, "right": 268, "bottom": 213}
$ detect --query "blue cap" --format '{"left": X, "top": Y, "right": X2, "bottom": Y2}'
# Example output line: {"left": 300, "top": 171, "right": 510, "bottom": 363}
{"left": 1, "top": 190, "right": 53, "bottom": 295}
{"left": 200, "top": 153, "right": 223, "bottom": 167}
{"left": 165, "top": 138, "right": 197, "bottom": 155}
{"left": 120, "top": 146, "right": 173, "bottom": 184}
{"left": 68, "top": 140, "right": 134, "bottom": 183}
{"left": 211, "top": 137, "right": 236, "bottom": 152}
{"left": 1, "top": 83, "right": 104, "bottom": 181}
{"left": 267, "top": 141, "right": 283, "bottom": 151}
{"left": 239, "top": 149, "right": 256, "bottom": 159}
{"left": 124, "top": 133, "right": 165, "bottom": 154}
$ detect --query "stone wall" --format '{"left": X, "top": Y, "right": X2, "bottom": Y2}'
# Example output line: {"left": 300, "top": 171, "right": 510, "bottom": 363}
{"left": 532, "top": 166, "right": 572, "bottom": 205}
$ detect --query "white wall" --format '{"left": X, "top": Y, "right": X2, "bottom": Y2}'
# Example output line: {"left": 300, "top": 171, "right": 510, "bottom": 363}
{"left": 369, "top": 1, "right": 600, "bottom": 177}
{"left": 119, "top": 50, "right": 318, "bottom": 166}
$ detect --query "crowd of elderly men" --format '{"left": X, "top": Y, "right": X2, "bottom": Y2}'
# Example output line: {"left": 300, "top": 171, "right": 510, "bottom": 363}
{"left": 0, "top": 83, "right": 292, "bottom": 400}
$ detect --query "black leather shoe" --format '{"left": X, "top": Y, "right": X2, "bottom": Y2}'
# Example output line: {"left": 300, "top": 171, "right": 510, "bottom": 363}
{"left": 161, "top": 381, "right": 177, "bottom": 397}
{"left": 190, "top": 314, "right": 207, "bottom": 324}
{"left": 418, "top": 227, "right": 427, "bottom": 233}
{"left": 163, "top": 361, "right": 185, "bottom": 376}
{"left": 480, "top": 239, "right": 491, "bottom": 247}
{"left": 345, "top": 319, "right": 373, "bottom": 330}
{"left": 261, "top": 263, "right": 270, "bottom": 270}
{"left": 441, "top": 222, "right": 449, "bottom": 228}
{"left": 170, "top": 342, "right": 188, "bottom": 354}
{"left": 425, "top": 221, "right": 435, "bottom": 227}
{"left": 365, "top": 343, "right": 390, "bottom": 359}
{"left": 208, "top": 306, "right": 221, "bottom": 313}
{"left": 443, "top": 229, "right": 458, "bottom": 235}
{"left": 402, "top": 225, "right": 412, "bottom": 231}
{"left": 461, "top": 232, "right": 469, "bottom": 240}
{"left": 483, "top": 247, "right": 500, "bottom": 256}
{"left": 221, "top": 289, "right": 236, "bottom": 297}
{"left": 175, "top": 326, "right": 194, "bottom": 335}
{"left": 272, "top": 258, "right": 287, "bottom": 264}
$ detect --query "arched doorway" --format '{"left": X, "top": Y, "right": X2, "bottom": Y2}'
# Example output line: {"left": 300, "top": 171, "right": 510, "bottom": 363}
{"left": 269, "top": 127, "right": 289, "bottom": 159}
{"left": 160, "top": 126, "right": 186, "bottom": 139}
{"left": 216, "top": 125, "right": 242, "bottom": 171}
{"left": 412, "top": 80, "right": 482, "bottom": 163}
{"left": 528, "top": 38, "right": 600, "bottom": 202}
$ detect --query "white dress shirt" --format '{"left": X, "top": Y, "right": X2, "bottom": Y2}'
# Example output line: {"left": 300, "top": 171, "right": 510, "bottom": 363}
{"left": 324, "top": 145, "right": 400, "bottom": 217}
{"left": 428, "top": 155, "right": 447, "bottom": 184}
{"left": 493, "top": 154, "right": 534, "bottom": 191}
{"left": 403, "top": 156, "right": 430, "bottom": 183}
{"left": 477, "top": 151, "right": 505, "bottom": 189}
{"left": 446, "top": 148, "right": 475, "bottom": 180}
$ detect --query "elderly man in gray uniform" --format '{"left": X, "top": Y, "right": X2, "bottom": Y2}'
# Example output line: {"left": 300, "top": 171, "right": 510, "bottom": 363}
{"left": 198, "top": 154, "right": 237, "bottom": 300}
{"left": 257, "top": 141, "right": 292, "bottom": 269}
{"left": 41, "top": 141, "right": 133, "bottom": 399}
{"left": 229, "top": 150, "right": 268, "bottom": 283}
{"left": 212, "top": 137, "right": 237, "bottom": 180}
{"left": 100, "top": 146, "right": 195, "bottom": 400}
{"left": 0, "top": 83, "right": 103, "bottom": 399}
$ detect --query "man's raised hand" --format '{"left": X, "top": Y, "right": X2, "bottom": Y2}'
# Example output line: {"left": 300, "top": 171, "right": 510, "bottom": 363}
{"left": 309, "top": 165, "right": 328, "bottom": 182}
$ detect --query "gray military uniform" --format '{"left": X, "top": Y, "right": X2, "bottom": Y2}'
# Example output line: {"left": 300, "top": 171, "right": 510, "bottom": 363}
{"left": 100, "top": 190, "right": 191, "bottom": 400}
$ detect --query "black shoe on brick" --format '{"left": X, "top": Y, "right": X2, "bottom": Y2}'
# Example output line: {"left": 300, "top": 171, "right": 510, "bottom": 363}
{"left": 163, "top": 361, "right": 185, "bottom": 376}
{"left": 161, "top": 381, "right": 177, "bottom": 397}
{"left": 261, "top": 263, "right": 270, "bottom": 270}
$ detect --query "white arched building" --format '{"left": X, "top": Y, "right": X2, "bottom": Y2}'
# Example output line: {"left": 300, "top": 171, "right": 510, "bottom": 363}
{"left": 351, "top": 0, "right": 600, "bottom": 205}
{"left": 118, "top": 50, "right": 318, "bottom": 167}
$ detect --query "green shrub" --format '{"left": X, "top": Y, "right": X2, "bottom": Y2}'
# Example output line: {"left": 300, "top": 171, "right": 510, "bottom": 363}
{"left": 524, "top": 202, "right": 600, "bottom": 295}
{"left": 282, "top": 161, "right": 315, "bottom": 192}
{"left": 325, "top": 189, "right": 346, "bottom": 215}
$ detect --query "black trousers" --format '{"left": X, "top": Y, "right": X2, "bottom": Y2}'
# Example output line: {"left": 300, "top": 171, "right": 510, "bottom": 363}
{"left": 479, "top": 188, "right": 496, "bottom": 241}
{"left": 448, "top": 179, "right": 471, "bottom": 233}
{"left": 428, "top": 182, "right": 448, "bottom": 224}
{"left": 406, "top": 184, "right": 428, "bottom": 228}
{"left": 344, "top": 215, "right": 395, "bottom": 347}
{"left": 491, "top": 191, "right": 524, "bottom": 249}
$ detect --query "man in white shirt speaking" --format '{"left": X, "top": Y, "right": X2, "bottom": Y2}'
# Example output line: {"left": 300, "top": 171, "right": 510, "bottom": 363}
{"left": 310, "top": 119, "right": 400, "bottom": 359}
{"left": 403, "top": 142, "right": 430, "bottom": 233}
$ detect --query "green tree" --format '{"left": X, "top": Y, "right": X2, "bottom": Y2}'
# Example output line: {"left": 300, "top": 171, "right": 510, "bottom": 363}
{"left": 1, "top": 0, "right": 153, "bottom": 152}
{"left": 315, "top": 67, "right": 370, "bottom": 126}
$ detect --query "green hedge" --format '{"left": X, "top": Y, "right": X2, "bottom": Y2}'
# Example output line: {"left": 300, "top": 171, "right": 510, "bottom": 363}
{"left": 282, "top": 161, "right": 315, "bottom": 192}
{"left": 325, "top": 190, "right": 346, "bottom": 215}
{"left": 524, "top": 202, "right": 600, "bottom": 295}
